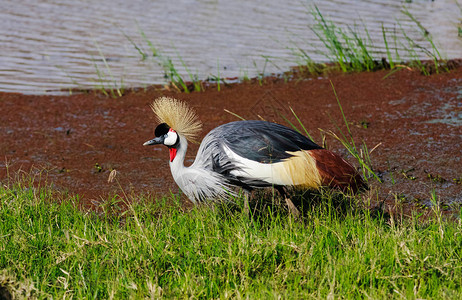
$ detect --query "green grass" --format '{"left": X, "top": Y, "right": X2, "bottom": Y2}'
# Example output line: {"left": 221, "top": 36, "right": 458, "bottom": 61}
{"left": 128, "top": 27, "right": 228, "bottom": 93}
{"left": 398, "top": 8, "right": 448, "bottom": 75}
{"left": 289, "top": 6, "right": 449, "bottom": 77}
{"left": 1, "top": 172, "right": 461, "bottom": 299}
{"left": 325, "top": 82, "right": 381, "bottom": 184}
{"left": 92, "top": 42, "right": 125, "bottom": 98}
{"left": 311, "top": 6, "right": 378, "bottom": 73}
{"left": 130, "top": 28, "right": 191, "bottom": 93}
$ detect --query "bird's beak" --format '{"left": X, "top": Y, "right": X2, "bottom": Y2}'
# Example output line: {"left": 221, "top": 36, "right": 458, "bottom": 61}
{"left": 143, "top": 136, "right": 164, "bottom": 146}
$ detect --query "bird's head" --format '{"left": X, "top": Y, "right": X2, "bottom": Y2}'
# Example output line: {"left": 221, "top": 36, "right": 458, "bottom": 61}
{"left": 143, "top": 97, "right": 202, "bottom": 162}
{"left": 144, "top": 123, "right": 180, "bottom": 162}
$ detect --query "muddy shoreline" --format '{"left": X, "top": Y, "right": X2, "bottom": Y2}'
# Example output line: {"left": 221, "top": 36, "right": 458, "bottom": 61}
{"left": 1, "top": 65, "right": 461, "bottom": 214}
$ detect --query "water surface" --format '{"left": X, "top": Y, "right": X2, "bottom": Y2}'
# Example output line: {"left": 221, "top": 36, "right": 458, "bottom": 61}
{"left": 0, "top": 0, "right": 461, "bottom": 94}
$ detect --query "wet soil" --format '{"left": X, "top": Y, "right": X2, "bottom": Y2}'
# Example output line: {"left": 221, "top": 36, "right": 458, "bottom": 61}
{"left": 1, "top": 65, "right": 461, "bottom": 215}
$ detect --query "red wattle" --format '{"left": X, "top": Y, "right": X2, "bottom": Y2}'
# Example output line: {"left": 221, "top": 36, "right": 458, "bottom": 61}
{"left": 169, "top": 148, "right": 177, "bottom": 162}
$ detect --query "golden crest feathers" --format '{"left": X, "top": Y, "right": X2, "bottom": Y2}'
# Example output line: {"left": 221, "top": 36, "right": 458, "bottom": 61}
{"left": 150, "top": 97, "right": 202, "bottom": 142}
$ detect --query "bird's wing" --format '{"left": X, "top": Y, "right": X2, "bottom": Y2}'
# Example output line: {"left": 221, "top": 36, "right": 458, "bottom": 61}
{"left": 216, "top": 120, "right": 322, "bottom": 163}
{"left": 191, "top": 120, "right": 322, "bottom": 188}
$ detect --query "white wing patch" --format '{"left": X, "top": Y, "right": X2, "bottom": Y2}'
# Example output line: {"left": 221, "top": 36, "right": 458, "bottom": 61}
{"left": 223, "top": 145, "right": 321, "bottom": 188}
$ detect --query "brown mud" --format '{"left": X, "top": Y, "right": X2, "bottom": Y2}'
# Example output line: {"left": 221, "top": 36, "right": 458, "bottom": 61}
{"left": 1, "top": 65, "right": 461, "bottom": 215}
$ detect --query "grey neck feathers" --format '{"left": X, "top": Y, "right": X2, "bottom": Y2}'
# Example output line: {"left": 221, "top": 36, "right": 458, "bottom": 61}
{"left": 168, "top": 134, "right": 234, "bottom": 203}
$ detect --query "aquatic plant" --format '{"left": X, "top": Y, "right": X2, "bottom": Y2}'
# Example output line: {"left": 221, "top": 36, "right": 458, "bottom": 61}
{"left": 130, "top": 28, "right": 228, "bottom": 93}
{"left": 399, "top": 8, "right": 447, "bottom": 75}
{"left": 289, "top": 6, "right": 449, "bottom": 77}
{"left": 93, "top": 42, "right": 125, "bottom": 98}
{"left": 311, "top": 6, "right": 378, "bottom": 72}
{"left": 95, "top": 5, "right": 452, "bottom": 94}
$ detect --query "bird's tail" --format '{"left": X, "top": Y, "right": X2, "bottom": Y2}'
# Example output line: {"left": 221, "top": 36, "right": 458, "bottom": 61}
{"left": 309, "top": 149, "right": 368, "bottom": 194}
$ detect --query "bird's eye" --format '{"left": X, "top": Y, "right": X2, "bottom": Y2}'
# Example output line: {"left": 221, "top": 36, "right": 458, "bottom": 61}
{"left": 164, "top": 130, "right": 178, "bottom": 146}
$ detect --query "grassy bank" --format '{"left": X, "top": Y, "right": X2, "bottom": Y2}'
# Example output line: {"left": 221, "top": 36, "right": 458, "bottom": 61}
{"left": 1, "top": 174, "right": 461, "bottom": 299}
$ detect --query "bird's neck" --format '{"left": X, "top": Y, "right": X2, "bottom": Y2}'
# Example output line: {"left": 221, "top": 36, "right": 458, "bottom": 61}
{"left": 169, "top": 135, "right": 188, "bottom": 181}
{"left": 167, "top": 134, "right": 231, "bottom": 203}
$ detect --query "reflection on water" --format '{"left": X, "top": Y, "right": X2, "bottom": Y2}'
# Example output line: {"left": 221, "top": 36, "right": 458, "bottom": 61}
{"left": 0, "top": 0, "right": 461, "bottom": 94}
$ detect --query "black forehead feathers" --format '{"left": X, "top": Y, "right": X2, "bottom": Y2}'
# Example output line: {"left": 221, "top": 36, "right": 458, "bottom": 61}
{"left": 155, "top": 123, "right": 170, "bottom": 137}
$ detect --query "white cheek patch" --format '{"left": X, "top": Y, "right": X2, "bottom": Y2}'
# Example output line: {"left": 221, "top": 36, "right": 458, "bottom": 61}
{"left": 164, "top": 130, "right": 178, "bottom": 146}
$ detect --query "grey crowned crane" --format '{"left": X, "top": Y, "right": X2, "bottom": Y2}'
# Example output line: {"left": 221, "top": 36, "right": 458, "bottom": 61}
{"left": 144, "top": 97, "right": 366, "bottom": 210}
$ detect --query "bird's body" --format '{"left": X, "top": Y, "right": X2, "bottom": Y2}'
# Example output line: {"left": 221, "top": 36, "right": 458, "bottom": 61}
{"left": 144, "top": 97, "right": 366, "bottom": 204}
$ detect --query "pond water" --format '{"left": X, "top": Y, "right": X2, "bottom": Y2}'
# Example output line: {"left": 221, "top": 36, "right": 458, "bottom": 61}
{"left": 0, "top": 0, "right": 461, "bottom": 94}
